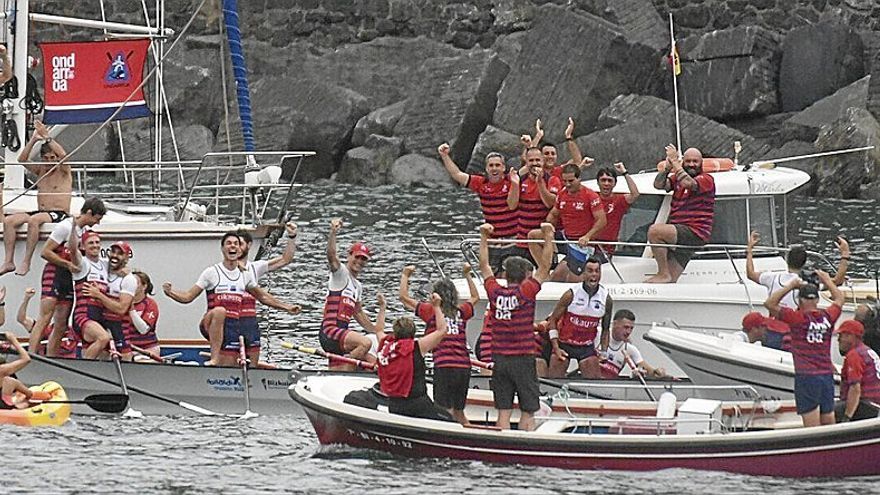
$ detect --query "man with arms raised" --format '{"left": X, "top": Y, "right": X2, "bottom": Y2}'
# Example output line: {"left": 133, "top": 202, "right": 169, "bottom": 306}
{"left": 479, "top": 221, "right": 554, "bottom": 431}
{"left": 2, "top": 121, "right": 72, "bottom": 276}
{"left": 163, "top": 232, "right": 298, "bottom": 366}
{"left": 594, "top": 163, "right": 639, "bottom": 258}
{"left": 647, "top": 145, "right": 715, "bottom": 283}
{"left": 32, "top": 197, "right": 106, "bottom": 356}
{"left": 320, "top": 218, "right": 385, "bottom": 371}
{"left": 546, "top": 257, "right": 612, "bottom": 378}
{"left": 438, "top": 143, "right": 518, "bottom": 274}
{"left": 765, "top": 271, "right": 844, "bottom": 427}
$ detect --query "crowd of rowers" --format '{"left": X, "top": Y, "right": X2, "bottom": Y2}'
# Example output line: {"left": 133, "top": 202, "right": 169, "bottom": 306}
{"left": 323, "top": 119, "right": 880, "bottom": 431}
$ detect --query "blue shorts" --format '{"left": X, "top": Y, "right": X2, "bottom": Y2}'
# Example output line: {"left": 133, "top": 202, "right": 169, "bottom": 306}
{"left": 794, "top": 374, "right": 835, "bottom": 415}
{"left": 238, "top": 317, "right": 262, "bottom": 350}
{"left": 559, "top": 341, "right": 597, "bottom": 362}
{"left": 219, "top": 318, "right": 254, "bottom": 356}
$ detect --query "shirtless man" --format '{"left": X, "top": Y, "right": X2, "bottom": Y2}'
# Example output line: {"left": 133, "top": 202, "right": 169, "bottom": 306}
{"left": 2, "top": 121, "right": 72, "bottom": 276}
{"left": 33, "top": 198, "right": 106, "bottom": 356}
{"left": 163, "top": 232, "right": 298, "bottom": 366}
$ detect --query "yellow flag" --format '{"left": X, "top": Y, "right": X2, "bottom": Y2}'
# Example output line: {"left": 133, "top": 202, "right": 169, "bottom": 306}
{"left": 670, "top": 44, "right": 681, "bottom": 76}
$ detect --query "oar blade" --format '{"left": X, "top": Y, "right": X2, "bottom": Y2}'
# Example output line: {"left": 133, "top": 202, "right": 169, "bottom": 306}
{"left": 83, "top": 393, "right": 130, "bottom": 414}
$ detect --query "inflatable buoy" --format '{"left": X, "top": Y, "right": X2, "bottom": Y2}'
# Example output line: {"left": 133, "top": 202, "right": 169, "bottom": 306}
{"left": 656, "top": 157, "right": 735, "bottom": 173}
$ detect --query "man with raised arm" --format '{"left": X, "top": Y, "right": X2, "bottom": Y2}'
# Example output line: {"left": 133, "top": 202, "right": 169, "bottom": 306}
{"left": 2, "top": 120, "right": 72, "bottom": 276}
{"left": 479, "top": 221, "right": 554, "bottom": 431}
{"left": 438, "top": 143, "right": 518, "bottom": 274}
{"left": 32, "top": 197, "right": 106, "bottom": 356}
{"left": 319, "top": 218, "right": 385, "bottom": 371}
{"left": 163, "top": 232, "right": 298, "bottom": 366}
{"left": 67, "top": 229, "right": 112, "bottom": 360}
{"left": 399, "top": 263, "right": 479, "bottom": 425}
{"left": 594, "top": 163, "right": 640, "bottom": 258}
{"left": 646, "top": 144, "right": 715, "bottom": 283}
{"left": 529, "top": 163, "right": 606, "bottom": 282}
{"left": 519, "top": 118, "right": 594, "bottom": 179}
{"left": 82, "top": 241, "right": 138, "bottom": 361}
{"left": 765, "top": 270, "right": 844, "bottom": 428}
{"left": 546, "top": 257, "right": 612, "bottom": 378}
{"left": 236, "top": 223, "right": 301, "bottom": 359}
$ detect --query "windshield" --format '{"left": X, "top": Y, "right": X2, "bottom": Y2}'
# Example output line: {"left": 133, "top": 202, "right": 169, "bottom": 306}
{"left": 709, "top": 196, "right": 776, "bottom": 248}
{"left": 614, "top": 195, "right": 663, "bottom": 257}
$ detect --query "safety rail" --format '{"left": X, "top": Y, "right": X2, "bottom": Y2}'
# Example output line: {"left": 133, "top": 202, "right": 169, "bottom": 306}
{"left": 15, "top": 150, "right": 314, "bottom": 226}
{"left": 533, "top": 415, "right": 731, "bottom": 435}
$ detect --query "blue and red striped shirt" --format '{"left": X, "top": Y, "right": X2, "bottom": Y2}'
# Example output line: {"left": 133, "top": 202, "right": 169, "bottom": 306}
{"left": 668, "top": 173, "right": 715, "bottom": 241}
{"left": 485, "top": 276, "right": 541, "bottom": 356}
{"left": 416, "top": 301, "right": 474, "bottom": 369}
{"left": 779, "top": 304, "right": 841, "bottom": 376}
{"left": 516, "top": 173, "right": 561, "bottom": 246}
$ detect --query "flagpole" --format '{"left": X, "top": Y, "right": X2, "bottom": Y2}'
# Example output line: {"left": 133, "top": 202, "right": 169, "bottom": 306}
{"left": 668, "top": 13, "right": 682, "bottom": 154}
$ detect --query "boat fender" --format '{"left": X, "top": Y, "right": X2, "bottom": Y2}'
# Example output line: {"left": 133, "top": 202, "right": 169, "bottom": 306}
{"left": 655, "top": 391, "right": 677, "bottom": 419}
{"left": 656, "top": 157, "right": 735, "bottom": 173}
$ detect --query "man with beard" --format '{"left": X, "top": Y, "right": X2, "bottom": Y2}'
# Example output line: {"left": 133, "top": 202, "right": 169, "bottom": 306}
{"left": 82, "top": 241, "right": 138, "bottom": 360}
{"left": 546, "top": 257, "right": 612, "bottom": 378}
{"left": 163, "top": 232, "right": 298, "bottom": 366}
{"left": 508, "top": 147, "right": 561, "bottom": 265}
{"left": 320, "top": 218, "right": 385, "bottom": 371}
{"left": 438, "top": 143, "right": 518, "bottom": 274}
{"left": 647, "top": 145, "right": 716, "bottom": 283}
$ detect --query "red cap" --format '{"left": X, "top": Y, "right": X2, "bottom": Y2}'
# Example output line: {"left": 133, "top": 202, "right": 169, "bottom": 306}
{"left": 349, "top": 242, "right": 371, "bottom": 259}
{"left": 742, "top": 312, "right": 770, "bottom": 331}
{"left": 110, "top": 241, "right": 133, "bottom": 257}
{"left": 835, "top": 320, "right": 864, "bottom": 338}
{"left": 80, "top": 230, "right": 100, "bottom": 246}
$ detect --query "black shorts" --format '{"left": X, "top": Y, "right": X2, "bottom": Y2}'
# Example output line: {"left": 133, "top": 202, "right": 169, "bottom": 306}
{"left": 488, "top": 245, "right": 515, "bottom": 276}
{"left": 671, "top": 224, "right": 705, "bottom": 268}
{"left": 27, "top": 210, "right": 69, "bottom": 223}
{"left": 491, "top": 354, "right": 540, "bottom": 413}
{"left": 319, "top": 330, "right": 345, "bottom": 355}
{"left": 432, "top": 367, "right": 470, "bottom": 410}
{"left": 559, "top": 342, "right": 597, "bottom": 362}
{"left": 389, "top": 395, "right": 455, "bottom": 422}
{"left": 506, "top": 246, "right": 536, "bottom": 269}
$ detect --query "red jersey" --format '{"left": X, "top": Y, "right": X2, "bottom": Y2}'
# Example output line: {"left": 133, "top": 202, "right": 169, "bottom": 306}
{"left": 416, "top": 301, "right": 474, "bottom": 369}
{"left": 779, "top": 304, "right": 841, "bottom": 376}
{"left": 554, "top": 186, "right": 603, "bottom": 239}
{"left": 467, "top": 175, "right": 518, "bottom": 239}
{"left": 668, "top": 173, "right": 715, "bottom": 241}
{"left": 485, "top": 276, "right": 541, "bottom": 356}
{"left": 841, "top": 342, "right": 880, "bottom": 403}
{"left": 126, "top": 297, "right": 160, "bottom": 348}
{"left": 377, "top": 336, "right": 418, "bottom": 398}
{"left": 321, "top": 265, "right": 361, "bottom": 341}
{"left": 595, "top": 194, "right": 630, "bottom": 254}
{"left": 516, "top": 173, "right": 561, "bottom": 246}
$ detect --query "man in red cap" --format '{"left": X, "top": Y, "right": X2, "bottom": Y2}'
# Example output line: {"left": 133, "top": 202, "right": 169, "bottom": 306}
{"left": 837, "top": 320, "right": 880, "bottom": 422}
{"left": 320, "top": 218, "right": 385, "bottom": 371}
{"left": 735, "top": 312, "right": 771, "bottom": 344}
{"left": 765, "top": 270, "right": 844, "bottom": 427}
{"left": 83, "top": 240, "right": 138, "bottom": 360}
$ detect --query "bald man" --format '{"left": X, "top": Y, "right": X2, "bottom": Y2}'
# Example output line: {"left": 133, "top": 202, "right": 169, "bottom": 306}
{"left": 646, "top": 145, "right": 716, "bottom": 283}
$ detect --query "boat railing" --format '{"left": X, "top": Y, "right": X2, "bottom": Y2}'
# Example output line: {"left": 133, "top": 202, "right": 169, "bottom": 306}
{"left": 563, "top": 381, "right": 761, "bottom": 399}
{"left": 14, "top": 150, "right": 315, "bottom": 225}
{"left": 534, "top": 414, "right": 730, "bottom": 435}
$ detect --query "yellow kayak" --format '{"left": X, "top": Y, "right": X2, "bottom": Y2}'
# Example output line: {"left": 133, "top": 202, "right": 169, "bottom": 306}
{"left": 0, "top": 381, "right": 71, "bottom": 427}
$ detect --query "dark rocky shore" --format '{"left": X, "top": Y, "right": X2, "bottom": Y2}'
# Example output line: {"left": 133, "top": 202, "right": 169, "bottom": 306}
{"left": 34, "top": 0, "right": 880, "bottom": 198}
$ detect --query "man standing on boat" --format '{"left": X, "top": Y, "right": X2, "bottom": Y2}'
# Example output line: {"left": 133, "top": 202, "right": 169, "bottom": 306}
{"left": 163, "top": 232, "right": 298, "bottom": 366}
{"left": 438, "top": 143, "right": 518, "bottom": 274}
{"left": 599, "top": 310, "right": 668, "bottom": 379}
{"left": 2, "top": 121, "right": 72, "bottom": 276}
{"left": 765, "top": 271, "right": 844, "bottom": 427}
{"left": 320, "top": 218, "right": 384, "bottom": 372}
{"left": 509, "top": 147, "right": 560, "bottom": 266}
{"left": 746, "top": 231, "right": 850, "bottom": 350}
{"left": 594, "top": 163, "right": 640, "bottom": 258}
{"left": 82, "top": 241, "right": 138, "bottom": 361}
{"left": 479, "top": 221, "right": 554, "bottom": 431}
{"left": 837, "top": 320, "right": 880, "bottom": 422}
{"left": 68, "top": 230, "right": 112, "bottom": 360}
{"left": 546, "top": 257, "right": 612, "bottom": 378}
{"left": 32, "top": 197, "right": 106, "bottom": 356}
{"left": 646, "top": 145, "right": 715, "bottom": 283}
{"left": 530, "top": 163, "right": 606, "bottom": 282}
{"left": 236, "top": 222, "right": 300, "bottom": 361}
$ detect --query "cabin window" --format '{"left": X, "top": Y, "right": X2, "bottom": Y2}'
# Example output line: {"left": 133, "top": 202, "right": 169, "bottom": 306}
{"left": 708, "top": 196, "right": 776, "bottom": 247}
{"left": 615, "top": 195, "right": 664, "bottom": 256}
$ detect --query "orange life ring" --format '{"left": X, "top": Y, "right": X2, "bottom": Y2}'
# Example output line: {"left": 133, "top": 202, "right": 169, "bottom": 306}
{"left": 656, "top": 157, "right": 735, "bottom": 173}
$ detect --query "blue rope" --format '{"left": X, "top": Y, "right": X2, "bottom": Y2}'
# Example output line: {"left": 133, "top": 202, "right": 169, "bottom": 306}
{"left": 222, "top": 0, "right": 255, "bottom": 152}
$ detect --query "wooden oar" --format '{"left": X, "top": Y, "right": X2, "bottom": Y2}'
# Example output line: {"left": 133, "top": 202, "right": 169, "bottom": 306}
{"left": 622, "top": 347, "right": 657, "bottom": 402}
{"left": 237, "top": 336, "right": 257, "bottom": 419}
{"left": 23, "top": 352, "right": 229, "bottom": 417}
{"left": 30, "top": 393, "right": 130, "bottom": 414}
{"left": 108, "top": 339, "right": 142, "bottom": 418}
{"left": 130, "top": 345, "right": 180, "bottom": 363}
{"left": 281, "top": 342, "right": 377, "bottom": 371}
